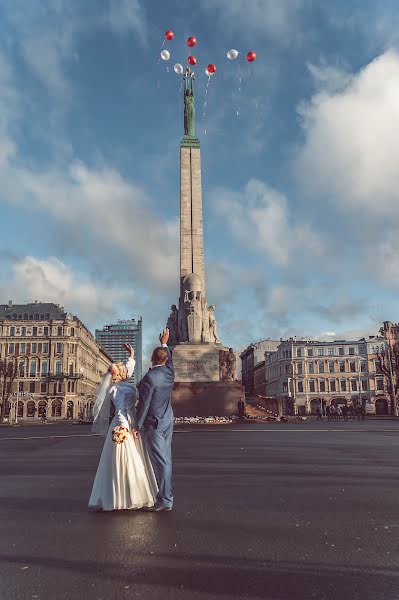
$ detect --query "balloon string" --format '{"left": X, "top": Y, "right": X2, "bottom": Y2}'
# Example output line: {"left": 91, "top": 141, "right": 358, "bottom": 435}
{"left": 203, "top": 76, "right": 210, "bottom": 120}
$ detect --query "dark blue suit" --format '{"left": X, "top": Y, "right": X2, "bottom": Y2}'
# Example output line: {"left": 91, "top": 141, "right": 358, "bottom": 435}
{"left": 134, "top": 346, "right": 174, "bottom": 508}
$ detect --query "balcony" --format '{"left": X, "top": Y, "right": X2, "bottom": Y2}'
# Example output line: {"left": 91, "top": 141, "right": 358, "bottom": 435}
{"left": 47, "top": 372, "right": 83, "bottom": 381}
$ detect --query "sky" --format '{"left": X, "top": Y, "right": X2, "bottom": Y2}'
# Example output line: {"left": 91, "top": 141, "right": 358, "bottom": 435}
{"left": 1, "top": 0, "right": 399, "bottom": 363}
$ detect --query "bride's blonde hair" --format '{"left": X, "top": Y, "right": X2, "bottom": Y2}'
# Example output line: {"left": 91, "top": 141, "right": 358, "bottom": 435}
{"left": 109, "top": 363, "right": 128, "bottom": 383}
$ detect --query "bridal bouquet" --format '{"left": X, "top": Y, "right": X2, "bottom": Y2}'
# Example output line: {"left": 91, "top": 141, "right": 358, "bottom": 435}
{"left": 112, "top": 426, "right": 129, "bottom": 444}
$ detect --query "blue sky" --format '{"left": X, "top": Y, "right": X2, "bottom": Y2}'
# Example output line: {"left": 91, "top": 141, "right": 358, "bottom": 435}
{"left": 1, "top": 0, "right": 399, "bottom": 360}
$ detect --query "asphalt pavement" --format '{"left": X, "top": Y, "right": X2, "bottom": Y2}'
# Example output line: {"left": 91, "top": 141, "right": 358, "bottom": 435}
{"left": 0, "top": 420, "right": 399, "bottom": 600}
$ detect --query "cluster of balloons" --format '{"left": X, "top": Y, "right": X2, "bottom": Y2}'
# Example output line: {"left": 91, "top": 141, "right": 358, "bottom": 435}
{"left": 227, "top": 49, "right": 257, "bottom": 62}
{"left": 160, "top": 31, "right": 256, "bottom": 80}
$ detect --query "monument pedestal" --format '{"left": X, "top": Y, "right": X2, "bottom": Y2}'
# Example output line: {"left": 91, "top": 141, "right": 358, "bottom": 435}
{"left": 172, "top": 381, "right": 244, "bottom": 417}
{"left": 171, "top": 343, "right": 245, "bottom": 416}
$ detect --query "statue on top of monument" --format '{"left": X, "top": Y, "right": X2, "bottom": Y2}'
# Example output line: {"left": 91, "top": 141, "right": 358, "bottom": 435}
{"left": 183, "top": 67, "right": 195, "bottom": 137}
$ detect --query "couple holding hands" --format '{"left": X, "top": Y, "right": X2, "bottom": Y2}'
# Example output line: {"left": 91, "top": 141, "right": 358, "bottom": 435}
{"left": 89, "top": 328, "right": 174, "bottom": 512}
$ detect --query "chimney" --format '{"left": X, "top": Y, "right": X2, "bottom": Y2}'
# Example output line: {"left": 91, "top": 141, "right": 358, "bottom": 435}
{"left": 8, "top": 300, "right": 12, "bottom": 308}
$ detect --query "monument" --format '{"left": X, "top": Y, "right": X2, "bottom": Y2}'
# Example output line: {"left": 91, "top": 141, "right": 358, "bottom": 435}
{"left": 166, "top": 67, "right": 244, "bottom": 416}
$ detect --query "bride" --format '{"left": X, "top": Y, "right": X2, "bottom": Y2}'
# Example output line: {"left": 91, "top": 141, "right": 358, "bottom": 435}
{"left": 88, "top": 344, "right": 157, "bottom": 511}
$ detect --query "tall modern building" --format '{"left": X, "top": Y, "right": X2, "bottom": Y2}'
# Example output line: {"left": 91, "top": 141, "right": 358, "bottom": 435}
{"left": 95, "top": 318, "right": 142, "bottom": 385}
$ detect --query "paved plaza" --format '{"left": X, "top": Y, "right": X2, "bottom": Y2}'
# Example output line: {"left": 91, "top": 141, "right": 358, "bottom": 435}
{"left": 1, "top": 420, "right": 399, "bottom": 600}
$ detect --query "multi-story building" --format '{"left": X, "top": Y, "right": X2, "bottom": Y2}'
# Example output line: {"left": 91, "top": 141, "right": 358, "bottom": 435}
{"left": 240, "top": 339, "right": 280, "bottom": 398}
{"left": 253, "top": 360, "right": 266, "bottom": 397}
{"left": 264, "top": 337, "right": 390, "bottom": 415}
{"left": 95, "top": 318, "right": 142, "bottom": 385}
{"left": 0, "top": 301, "right": 112, "bottom": 421}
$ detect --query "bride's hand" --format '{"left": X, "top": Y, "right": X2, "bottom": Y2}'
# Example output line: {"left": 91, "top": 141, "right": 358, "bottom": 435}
{"left": 131, "top": 429, "right": 139, "bottom": 439}
{"left": 123, "top": 343, "right": 134, "bottom": 358}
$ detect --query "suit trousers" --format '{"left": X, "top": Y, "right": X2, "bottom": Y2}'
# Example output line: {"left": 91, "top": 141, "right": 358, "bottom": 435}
{"left": 143, "top": 418, "right": 173, "bottom": 507}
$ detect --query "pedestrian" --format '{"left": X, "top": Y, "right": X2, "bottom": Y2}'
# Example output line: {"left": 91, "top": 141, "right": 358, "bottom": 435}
{"left": 360, "top": 405, "right": 366, "bottom": 421}
{"left": 349, "top": 404, "right": 355, "bottom": 420}
{"left": 330, "top": 405, "right": 337, "bottom": 421}
{"left": 356, "top": 404, "right": 362, "bottom": 421}
{"left": 326, "top": 405, "right": 331, "bottom": 422}
{"left": 342, "top": 405, "right": 348, "bottom": 421}
{"left": 337, "top": 406, "right": 342, "bottom": 421}
{"left": 316, "top": 406, "right": 323, "bottom": 421}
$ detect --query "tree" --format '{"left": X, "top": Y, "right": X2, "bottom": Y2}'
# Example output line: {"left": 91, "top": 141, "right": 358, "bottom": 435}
{"left": 376, "top": 343, "right": 399, "bottom": 417}
{"left": 0, "top": 358, "right": 18, "bottom": 423}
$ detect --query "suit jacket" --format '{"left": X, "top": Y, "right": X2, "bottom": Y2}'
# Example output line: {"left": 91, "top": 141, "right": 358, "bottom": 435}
{"left": 134, "top": 346, "right": 175, "bottom": 431}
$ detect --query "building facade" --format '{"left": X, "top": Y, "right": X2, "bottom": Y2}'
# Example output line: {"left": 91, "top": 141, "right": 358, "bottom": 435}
{"left": 0, "top": 301, "right": 112, "bottom": 421}
{"left": 95, "top": 318, "right": 142, "bottom": 385}
{"left": 264, "top": 337, "right": 390, "bottom": 415}
{"left": 240, "top": 339, "right": 280, "bottom": 398}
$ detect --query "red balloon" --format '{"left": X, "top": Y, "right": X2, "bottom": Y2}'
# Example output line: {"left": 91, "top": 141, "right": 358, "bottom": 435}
{"left": 165, "top": 30, "right": 174, "bottom": 41}
{"left": 187, "top": 36, "right": 197, "bottom": 47}
{"left": 207, "top": 63, "right": 216, "bottom": 74}
{"left": 188, "top": 55, "right": 197, "bottom": 66}
{"left": 246, "top": 51, "right": 257, "bottom": 62}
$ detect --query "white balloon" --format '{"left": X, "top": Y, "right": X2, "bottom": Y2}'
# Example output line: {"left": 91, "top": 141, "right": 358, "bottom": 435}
{"left": 205, "top": 68, "right": 214, "bottom": 77}
{"left": 227, "top": 49, "right": 239, "bottom": 60}
{"left": 174, "top": 63, "right": 184, "bottom": 74}
{"left": 161, "top": 50, "right": 170, "bottom": 61}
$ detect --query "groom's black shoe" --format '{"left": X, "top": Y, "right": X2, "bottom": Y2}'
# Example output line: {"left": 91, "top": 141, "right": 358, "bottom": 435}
{"left": 144, "top": 502, "right": 172, "bottom": 512}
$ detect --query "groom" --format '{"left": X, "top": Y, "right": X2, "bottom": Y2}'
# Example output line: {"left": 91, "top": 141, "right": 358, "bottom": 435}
{"left": 132, "top": 328, "right": 175, "bottom": 512}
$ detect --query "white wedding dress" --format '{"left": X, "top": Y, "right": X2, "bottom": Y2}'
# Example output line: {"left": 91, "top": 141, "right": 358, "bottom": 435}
{"left": 88, "top": 359, "right": 157, "bottom": 511}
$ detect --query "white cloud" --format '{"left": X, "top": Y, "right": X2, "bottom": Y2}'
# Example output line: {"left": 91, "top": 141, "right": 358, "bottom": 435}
{"left": 212, "top": 179, "right": 324, "bottom": 265}
{"left": 4, "top": 256, "right": 136, "bottom": 326}
{"left": 203, "top": 0, "right": 305, "bottom": 40}
{"left": 106, "top": 0, "right": 147, "bottom": 41}
{"left": 297, "top": 50, "right": 399, "bottom": 218}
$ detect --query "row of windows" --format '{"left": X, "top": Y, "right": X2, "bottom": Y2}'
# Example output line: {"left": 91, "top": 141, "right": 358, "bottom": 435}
{"left": 295, "top": 378, "right": 384, "bottom": 393}
{"left": 269, "top": 360, "right": 383, "bottom": 378}
{"left": 15, "top": 360, "right": 76, "bottom": 377}
{"left": 6, "top": 326, "right": 74, "bottom": 337}
{"left": 6, "top": 342, "right": 76, "bottom": 355}
{"left": 17, "top": 380, "right": 77, "bottom": 394}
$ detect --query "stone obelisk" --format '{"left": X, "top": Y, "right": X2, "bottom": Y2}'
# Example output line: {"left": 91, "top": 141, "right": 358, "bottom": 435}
{"left": 166, "top": 67, "right": 244, "bottom": 416}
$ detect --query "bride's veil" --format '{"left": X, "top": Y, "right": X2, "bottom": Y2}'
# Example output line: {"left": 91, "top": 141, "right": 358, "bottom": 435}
{"left": 92, "top": 371, "right": 112, "bottom": 435}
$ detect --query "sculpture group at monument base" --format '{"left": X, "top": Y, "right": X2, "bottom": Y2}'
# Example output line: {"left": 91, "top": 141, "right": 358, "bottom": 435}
{"left": 172, "top": 381, "right": 244, "bottom": 417}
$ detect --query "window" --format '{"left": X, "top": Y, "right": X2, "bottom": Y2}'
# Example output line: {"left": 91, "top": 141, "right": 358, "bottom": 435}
{"left": 70, "top": 327, "right": 75, "bottom": 336}
{"left": 40, "top": 382, "right": 47, "bottom": 393}
{"left": 351, "top": 379, "right": 358, "bottom": 391}
{"left": 308, "top": 362, "right": 314, "bottom": 374}
{"left": 297, "top": 381, "right": 304, "bottom": 393}
{"left": 375, "top": 360, "right": 383, "bottom": 374}
{"left": 19, "top": 381, "right": 24, "bottom": 393}
{"left": 10, "top": 326, "right": 15, "bottom": 337}
{"left": 20, "top": 343, "right": 26, "bottom": 354}
{"left": 19, "top": 362, "right": 25, "bottom": 377}
{"left": 41, "top": 362, "right": 48, "bottom": 376}
{"left": 328, "top": 361, "right": 335, "bottom": 373}
{"left": 55, "top": 361, "right": 62, "bottom": 375}
{"left": 349, "top": 347, "right": 355, "bottom": 355}
{"left": 309, "top": 380, "right": 315, "bottom": 392}
{"left": 57, "top": 381, "right": 62, "bottom": 393}
{"left": 361, "top": 361, "right": 367, "bottom": 372}
{"left": 330, "top": 380, "right": 336, "bottom": 392}
{"left": 21, "top": 327, "right": 26, "bottom": 336}
{"left": 29, "top": 382, "right": 35, "bottom": 393}
{"left": 318, "top": 361, "right": 324, "bottom": 373}
{"left": 297, "top": 348, "right": 302, "bottom": 357}
{"left": 31, "top": 343, "right": 37, "bottom": 353}
{"left": 67, "top": 381, "right": 71, "bottom": 393}
{"left": 71, "top": 381, "right": 75, "bottom": 393}
{"left": 307, "top": 349, "right": 313, "bottom": 357}
{"left": 53, "top": 383, "right": 57, "bottom": 394}
{"left": 318, "top": 348, "right": 324, "bottom": 356}
{"left": 43, "top": 343, "right": 49, "bottom": 354}
{"left": 69, "top": 363, "right": 74, "bottom": 376}
{"left": 57, "top": 326, "right": 63, "bottom": 336}
{"left": 339, "top": 347, "right": 345, "bottom": 356}
{"left": 376, "top": 378, "right": 384, "bottom": 391}
{"left": 350, "top": 361, "right": 356, "bottom": 373}
{"left": 69, "top": 344, "right": 74, "bottom": 353}
{"left": 328, "top": 347, "right": 334, "bottom": 356}
{"left": 56, "top": 343, "right": 63, "bottom": 354}
{"left": 362, "top": 379, "right": 368, "bottom": 391}
{"left": 32, "top": 327, "right": 37, "bottom": 336}
{"left": 297, "top": 363, "right": 303, "bottom": 375}
{"left": 339, "top": 361, "right": 345, "bottom": 373}
{"left": 8, "top": 343, "right": 15, "bottom": 354}
{"left": 30, "top": 361, "right": 36, "bottom": 377}
{"left": 285, "top": 364, "right": 290, "bottom": 374}
{"left": 283, "top": 382, "right": 288, "bottom": 393}
{"left": 44, "top": 327, "right": 49, "bottom": 336}
{"left": 320, "top": 380, "right": 326, "bottom": 392}
{"left": 340, "top": 379, "right": 347, "bottom": 392}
